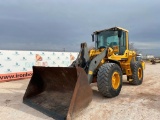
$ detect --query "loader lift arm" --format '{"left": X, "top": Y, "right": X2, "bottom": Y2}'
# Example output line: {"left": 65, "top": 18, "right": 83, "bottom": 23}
{"left": 71, "top": 43, "right": 108, "bottom": 83}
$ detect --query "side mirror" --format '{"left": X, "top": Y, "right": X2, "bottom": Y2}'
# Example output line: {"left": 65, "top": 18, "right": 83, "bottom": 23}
{"left": 118, "top": 30, "right": 122, "bottom": 38}
{"left": 91, "top": 34, "right": 94, "bottom": 42}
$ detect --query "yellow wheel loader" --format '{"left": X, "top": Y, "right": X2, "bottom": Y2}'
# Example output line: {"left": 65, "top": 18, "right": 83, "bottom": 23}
{"left": 23, "top": 27, "right": 145, "bottom": 120}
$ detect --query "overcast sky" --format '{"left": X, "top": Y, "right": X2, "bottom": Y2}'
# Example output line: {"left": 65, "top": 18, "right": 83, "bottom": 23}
{"left": 0, "top": 0, "right": 159, "bottom": 52}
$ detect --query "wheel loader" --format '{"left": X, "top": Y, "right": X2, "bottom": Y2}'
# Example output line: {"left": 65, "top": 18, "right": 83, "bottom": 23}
{"left": 23, "top": 27, "right": 145, "bottom": 120}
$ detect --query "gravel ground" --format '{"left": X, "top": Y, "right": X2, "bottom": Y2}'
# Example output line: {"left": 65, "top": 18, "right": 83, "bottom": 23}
{"left": 0, "top": 63, "right": 160, "bottom": 120}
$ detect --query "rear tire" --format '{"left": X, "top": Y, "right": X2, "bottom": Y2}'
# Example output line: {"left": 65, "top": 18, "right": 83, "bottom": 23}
{"left": 97, "top": 63, "right": 122, "bottom": 98}
{"left": 129, "top": 61, "right": 143, "bottom": 85}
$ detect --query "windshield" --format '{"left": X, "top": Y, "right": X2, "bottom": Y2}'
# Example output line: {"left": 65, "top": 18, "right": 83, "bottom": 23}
{"left": 96, "top": 30, "right": 119, "bottom": 49}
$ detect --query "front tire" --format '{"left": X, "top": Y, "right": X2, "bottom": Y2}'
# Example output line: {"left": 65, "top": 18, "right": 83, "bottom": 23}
{"left": 97, "top": 63, "right": 122, "bottom": 98}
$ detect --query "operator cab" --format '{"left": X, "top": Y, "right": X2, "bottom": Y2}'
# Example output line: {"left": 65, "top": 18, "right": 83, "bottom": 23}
{"left": 92, "top": 27, "right": 128, "bottom": 55}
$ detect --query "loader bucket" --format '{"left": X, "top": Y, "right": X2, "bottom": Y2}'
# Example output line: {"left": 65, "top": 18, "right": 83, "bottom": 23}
{"left": 23, "top": 66, "right": 92, "bottom": 120}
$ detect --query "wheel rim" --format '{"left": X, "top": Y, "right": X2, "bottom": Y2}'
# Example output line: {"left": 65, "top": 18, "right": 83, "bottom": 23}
{"left": 112, "top": 72, "right": 120, "bottom": 89}
{"left": 138, "top": 68, "right": 142, "bottom": 80}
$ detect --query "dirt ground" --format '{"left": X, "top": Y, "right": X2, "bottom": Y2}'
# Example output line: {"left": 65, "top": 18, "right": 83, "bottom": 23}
{"left": 0, "top": 63, "right": 160, "bottom": 120}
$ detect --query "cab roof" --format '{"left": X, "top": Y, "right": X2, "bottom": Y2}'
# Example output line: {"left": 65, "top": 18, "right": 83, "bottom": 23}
{"left": 93, "top": 27, "right": 129, "bottom": 34}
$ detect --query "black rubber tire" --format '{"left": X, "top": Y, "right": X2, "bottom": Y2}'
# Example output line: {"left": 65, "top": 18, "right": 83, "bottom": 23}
{"left": 97, "top": 63, "right": 122, "bottom": 98}
{"left": 129, "top": 61, "right": 143, "bottom": 85}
